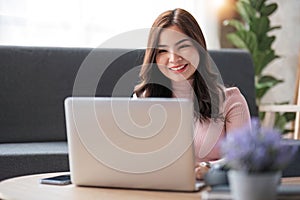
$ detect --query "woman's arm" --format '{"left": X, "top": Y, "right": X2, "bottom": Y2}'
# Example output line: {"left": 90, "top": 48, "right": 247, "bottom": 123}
{"left": 195, "top": 87, "right": 251, "bottom": 179}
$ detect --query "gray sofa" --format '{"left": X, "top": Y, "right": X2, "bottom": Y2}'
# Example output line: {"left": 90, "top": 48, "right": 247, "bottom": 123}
{"left": 0, "top": 45, "right": 296, "bottom": 181}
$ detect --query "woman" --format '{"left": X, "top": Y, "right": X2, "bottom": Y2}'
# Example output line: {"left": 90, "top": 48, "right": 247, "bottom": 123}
{"left": 133, "top": 8, "right": 251, "bottom": 179}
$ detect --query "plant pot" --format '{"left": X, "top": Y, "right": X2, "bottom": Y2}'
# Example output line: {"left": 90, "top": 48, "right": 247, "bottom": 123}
{"left": 228, "top": 170, "right": 281, "bottom": 200}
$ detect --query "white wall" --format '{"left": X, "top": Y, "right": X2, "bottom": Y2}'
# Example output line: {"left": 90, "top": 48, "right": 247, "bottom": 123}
{"left": 262, "top": 0, "right": 300, "bottom": 104}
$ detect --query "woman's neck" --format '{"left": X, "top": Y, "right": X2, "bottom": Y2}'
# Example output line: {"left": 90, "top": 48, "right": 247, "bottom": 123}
{"left": 171, "top": 79, "right": 194, "bottom": 99}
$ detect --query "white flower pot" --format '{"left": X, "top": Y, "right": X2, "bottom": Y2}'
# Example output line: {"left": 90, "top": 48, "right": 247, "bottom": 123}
{"left": 228, "top": 170, "right": 281, "bottom": 200}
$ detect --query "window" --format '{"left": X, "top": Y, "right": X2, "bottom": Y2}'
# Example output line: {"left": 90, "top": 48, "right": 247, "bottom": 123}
{"left": 0, "top": 0, "right": 221, "bottom": 48}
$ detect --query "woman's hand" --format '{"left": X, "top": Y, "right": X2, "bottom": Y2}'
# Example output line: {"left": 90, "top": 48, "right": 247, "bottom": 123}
{"left": 195, "top": 162, "right": 211, "bottom": 180}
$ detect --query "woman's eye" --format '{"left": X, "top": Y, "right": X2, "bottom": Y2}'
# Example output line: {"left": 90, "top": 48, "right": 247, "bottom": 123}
{"left": 179, "top": 44, "right": 191, "bottom": 49}
{"left": 157, "top": 49, "right": 167, "bottom": 54}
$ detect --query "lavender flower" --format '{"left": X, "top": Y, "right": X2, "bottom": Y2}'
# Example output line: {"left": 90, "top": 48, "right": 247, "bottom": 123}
{"left": 221, "top": 118, "right": 297, "bottom": 173}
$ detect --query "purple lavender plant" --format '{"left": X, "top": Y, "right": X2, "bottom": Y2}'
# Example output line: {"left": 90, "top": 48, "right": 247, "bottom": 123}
{"left": 221, "top": 118, "right": 297, "bottom": 173}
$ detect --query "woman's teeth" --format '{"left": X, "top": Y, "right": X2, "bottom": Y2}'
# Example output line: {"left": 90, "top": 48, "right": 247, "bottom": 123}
{"left": 169, "top": 64, "right": 186, "bottom": 71}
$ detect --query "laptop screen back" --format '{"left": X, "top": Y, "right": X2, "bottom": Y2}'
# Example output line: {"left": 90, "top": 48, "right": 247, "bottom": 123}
{"left": 64, "top": 97, "right": 197, "bottom": 191}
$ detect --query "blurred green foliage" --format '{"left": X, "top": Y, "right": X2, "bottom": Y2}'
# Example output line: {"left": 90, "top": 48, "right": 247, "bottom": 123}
{"left": 224, "top": 0, "right": 294, "bottom": 133}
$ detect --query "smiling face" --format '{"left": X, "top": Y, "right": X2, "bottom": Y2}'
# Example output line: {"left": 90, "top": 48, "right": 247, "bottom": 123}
{"left": 155, "top": 26, "right": 200, "bottom": 82}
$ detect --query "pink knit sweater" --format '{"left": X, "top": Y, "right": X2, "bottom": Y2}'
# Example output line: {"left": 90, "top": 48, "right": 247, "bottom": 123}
{"left": 171, "top": 80, "right": 251, "bottom": 162}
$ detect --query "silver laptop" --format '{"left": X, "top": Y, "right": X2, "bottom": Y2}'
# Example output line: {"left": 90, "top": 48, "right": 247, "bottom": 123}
{"left": 64, "top": 97, "right": 202, "bottom": 191}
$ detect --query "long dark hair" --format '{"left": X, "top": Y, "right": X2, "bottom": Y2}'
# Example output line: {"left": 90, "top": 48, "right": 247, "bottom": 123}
{"left": 134, "top": 8, "right": 225, "bottom": 122}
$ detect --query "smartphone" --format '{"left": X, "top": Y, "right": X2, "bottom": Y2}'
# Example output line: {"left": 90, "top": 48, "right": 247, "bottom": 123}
{"left": 40, "top": 174, "right": 71, "bottom": 185}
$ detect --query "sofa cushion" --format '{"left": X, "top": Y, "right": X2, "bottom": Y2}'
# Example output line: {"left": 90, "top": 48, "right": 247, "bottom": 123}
{"left": 0, "top": 46, "right": 89, "bottom": 143}
{"left": 0, "top": 142, "right": 69, "bottom": 181}
{"left": 0, "top": 47, "right": 143, "bottom": 143}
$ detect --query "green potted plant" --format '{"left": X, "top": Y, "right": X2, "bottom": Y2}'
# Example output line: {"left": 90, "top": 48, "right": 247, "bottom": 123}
{"left": 221, "top": 119, "right": 296, "bottom": 200}
{"left": 224, "top": 0, "right": 294, "bottom": 132}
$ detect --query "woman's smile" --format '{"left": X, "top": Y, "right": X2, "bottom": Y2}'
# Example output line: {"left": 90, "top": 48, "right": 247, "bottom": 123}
{"left": 168, "top": 64, "right": 188, "bottom": 72}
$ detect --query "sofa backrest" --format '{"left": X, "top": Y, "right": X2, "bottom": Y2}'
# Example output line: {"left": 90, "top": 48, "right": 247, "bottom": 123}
{"left": 0, "top": 46, "right": 257, "bottom": 143}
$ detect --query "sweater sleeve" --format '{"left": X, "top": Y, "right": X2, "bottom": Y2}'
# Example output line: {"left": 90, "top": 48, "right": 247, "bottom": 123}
{"left": 223, "top": 87, "right": 251, "bottom": 133}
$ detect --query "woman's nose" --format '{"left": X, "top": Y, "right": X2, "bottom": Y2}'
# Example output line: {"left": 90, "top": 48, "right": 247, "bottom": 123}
{"left": 168, "top": 52, "right": 182, "bottom": 63}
